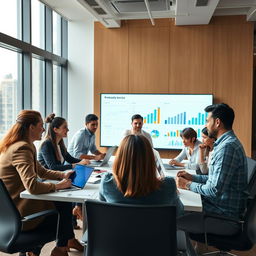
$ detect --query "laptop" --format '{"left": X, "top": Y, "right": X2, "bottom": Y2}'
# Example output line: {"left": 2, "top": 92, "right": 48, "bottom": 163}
{"left": 87, "top": 146, "right": 117, "bottom": 167}
{"left": 69, "top": 164, "right": 94, "bottom": 189}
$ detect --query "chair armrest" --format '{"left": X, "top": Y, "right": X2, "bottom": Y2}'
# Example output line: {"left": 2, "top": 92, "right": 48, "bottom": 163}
{"left": 22, "top": 209, "right": 58, "bottom": 223}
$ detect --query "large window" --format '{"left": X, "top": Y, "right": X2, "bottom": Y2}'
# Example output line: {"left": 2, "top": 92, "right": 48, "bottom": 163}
{"left": 53, "top": 64, "right": 61, "bottom": 116}
{"left": 0, "top": 48, "right": 21, "bottom": 138}
{"left": 32, "top": 58, "right": 45, "bottom": 111}
{"left": 31, "top": 0, "right": 45, "bottom": 49}
{"left": 0, "top": 0, "right": 68, "bottom": 138}
{"left": 0, "top": 0, "right": 21, "bottom": 39}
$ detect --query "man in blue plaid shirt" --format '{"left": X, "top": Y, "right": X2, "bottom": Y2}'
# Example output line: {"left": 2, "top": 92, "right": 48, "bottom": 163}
{"left": 176, "top": 103, "right": 248, "bottom": 236}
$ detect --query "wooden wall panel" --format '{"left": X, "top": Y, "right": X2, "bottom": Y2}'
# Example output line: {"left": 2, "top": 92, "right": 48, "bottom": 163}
{"left": 169, "top": 25, "right": 213, "bottom": 93}
{"left": 94, "top": 22, "right": 129, "bottom": 148}
{"left": 94, "top": 16, "right": 254, "bottom": 156}
{"left": 212, "top": 17, "right": 253, "bottom": 155}
{"left": 128, "top": 24, "right": 170, "bottom": 93}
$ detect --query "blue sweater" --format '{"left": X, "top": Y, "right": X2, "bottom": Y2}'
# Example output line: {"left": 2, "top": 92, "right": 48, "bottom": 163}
{"left": 99, "top": 173, "right": 184, "bottom": 217}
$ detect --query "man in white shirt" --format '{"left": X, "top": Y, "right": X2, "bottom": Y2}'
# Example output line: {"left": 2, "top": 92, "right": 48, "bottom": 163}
{"left": 123, "top": 114, "right": 153, "bottom": 147}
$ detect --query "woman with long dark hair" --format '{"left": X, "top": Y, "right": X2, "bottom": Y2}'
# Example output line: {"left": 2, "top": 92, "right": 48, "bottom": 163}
{"left": 0, "top": 110, "right": 83, "bottom": 256}
{"left": 198, "top": 127, "right": 215, "bottom": 174}
{"left": 38, "top": 113, "right": 90, "bottom": 229}
{"left": 38, "top": 113, "right": 89, "bottom": 171}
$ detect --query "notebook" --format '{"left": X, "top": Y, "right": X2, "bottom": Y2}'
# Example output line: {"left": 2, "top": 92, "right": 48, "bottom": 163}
{"left": 69, "top": 164, "right": 94, "bottom": 188}
{"left": 87, "top": 146, "right": 117, "bottom": 167}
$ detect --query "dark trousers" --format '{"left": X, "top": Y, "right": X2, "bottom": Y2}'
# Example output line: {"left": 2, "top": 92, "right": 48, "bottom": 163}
{"left": 177, "top": 212, "right": 240, "bottom": 236}
{"left": 28, "top": 201, "right": 75, "bottom": 254}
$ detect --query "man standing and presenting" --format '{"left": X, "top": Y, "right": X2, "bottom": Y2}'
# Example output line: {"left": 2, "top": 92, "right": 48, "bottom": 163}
{"left": 176, "top": 103, "right": 248, "bottom": 236}
{"left": 68, "top": 114, "right": 105, "bottom": 160}
{"left": 123, "top": 114, "right": 153, "bottom": 147}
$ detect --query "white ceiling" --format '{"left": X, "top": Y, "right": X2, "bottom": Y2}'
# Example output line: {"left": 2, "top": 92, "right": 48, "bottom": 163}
{"left": 41, "top": 0, "right": 256, "bottom": 27}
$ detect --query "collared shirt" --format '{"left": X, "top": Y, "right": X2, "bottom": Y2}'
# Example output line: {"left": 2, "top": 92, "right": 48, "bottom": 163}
{"left": 123, "top": 129, "right": 153, "bottom": 147}
{"left": 68, "top": 128, "right": 97, "bottom": 158}
{"left": 174, "top": 139, "right": 201, "bottom": 170}
{"left": 189, "top": 130, "right": 248, "bottom": 220}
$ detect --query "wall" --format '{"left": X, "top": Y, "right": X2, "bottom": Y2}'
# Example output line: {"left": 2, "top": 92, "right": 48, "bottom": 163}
{"left": 68, "top": 17, "right": 95, "bottom": 140}
{"left": 94, "top": 16, "right": 254, "bottom": 157}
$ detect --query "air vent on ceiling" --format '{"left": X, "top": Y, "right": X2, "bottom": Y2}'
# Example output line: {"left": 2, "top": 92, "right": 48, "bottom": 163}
{"left": 84, "top": 0, "right": 98, "bottom": 6}
{"left": 110, "top": 0, "right": 170, "bottom": 13}
{"left": 94, "top": 7, "right": 107, "bottom": 15}
{"left": 195, "top": 0, "right": 209, "bottom": 7}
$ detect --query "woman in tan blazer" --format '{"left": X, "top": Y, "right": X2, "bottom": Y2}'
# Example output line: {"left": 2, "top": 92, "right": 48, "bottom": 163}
{"left": 0, "top": 110, "right": 83, "bottom": 256}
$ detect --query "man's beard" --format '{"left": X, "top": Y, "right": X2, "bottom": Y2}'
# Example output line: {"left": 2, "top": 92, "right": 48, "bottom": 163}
{"left": 208, "top": 129, "right": 218, "bottom": 139}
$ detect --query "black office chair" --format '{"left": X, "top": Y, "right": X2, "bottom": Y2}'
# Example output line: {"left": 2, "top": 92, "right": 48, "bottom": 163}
{"left": 189, "top": 195, "right": 256, "bottom": 256}
{"left": 246, "top": 157, "right": 256, "bottom": 199}
{"left": 84, "top": 200, "right": 178, "bottom": 256}
{"left": 0, "top": 179, "right": 59, "bottom": 255}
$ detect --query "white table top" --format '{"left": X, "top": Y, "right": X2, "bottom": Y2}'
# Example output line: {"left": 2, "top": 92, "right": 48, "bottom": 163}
{"left": 20, "top": 158, "right": 202, "bottom": 212}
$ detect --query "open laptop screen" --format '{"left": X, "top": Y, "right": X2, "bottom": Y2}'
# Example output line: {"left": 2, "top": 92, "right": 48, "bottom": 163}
{"left": 70, "top": 165, "right": 94, "bottom": 188}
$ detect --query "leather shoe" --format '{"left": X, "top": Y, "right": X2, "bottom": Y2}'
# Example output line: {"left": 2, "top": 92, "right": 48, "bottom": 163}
{"left": 50, "top": 247, "right": 68, "bottom": 256}
{"left": 67, "top": 238, "right": 84, "bottom": 252}
{"left": 27, "top": 253, "right": 38, "bottom": 256}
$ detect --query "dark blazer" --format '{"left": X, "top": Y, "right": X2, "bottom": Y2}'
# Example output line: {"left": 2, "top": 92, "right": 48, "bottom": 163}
{"left": 38, "top": 139, "right": 80, "bottom": 171}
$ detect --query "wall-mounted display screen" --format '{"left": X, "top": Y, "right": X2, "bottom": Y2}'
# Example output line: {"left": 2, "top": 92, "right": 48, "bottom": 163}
{"left": 100, "top": 93, "right": 213, "bottom": 149}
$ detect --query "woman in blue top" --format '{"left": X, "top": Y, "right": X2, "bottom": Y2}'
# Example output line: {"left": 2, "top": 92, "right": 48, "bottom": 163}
{"left": 99, "top": 134, "right": 184, "bottom": 216}
{"left": 99, "top": 135, "right": 199, "bottom": 254}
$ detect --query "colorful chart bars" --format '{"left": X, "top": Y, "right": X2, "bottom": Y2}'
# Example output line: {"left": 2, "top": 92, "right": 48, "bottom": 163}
{"left": 187, "top": 112, "right": 207, "bottom": 125}
{"left": 164, "top": 112, "right": 186, "bottom": 125}
{"left": 164, "top": 130, "right": 182, "bottom": 137}
{"left": 143, "top": 107, "right": 160, "bottom": 124}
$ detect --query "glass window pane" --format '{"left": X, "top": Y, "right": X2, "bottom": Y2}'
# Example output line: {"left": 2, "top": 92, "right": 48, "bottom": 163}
{"left": 0, "top": 0, "right": 21, "bottom": 39}
{"left": 31, "top": 0, "right": 45, "bottom": 49}
{"left": 0, "top": 47, "right": 21, "bottom": 138}
{"left": 32, "top": 58, "right": 45, "bottom": 112}
{"left": 53, "top": 11, "right": 62, "bottom": 56}
{"left": 53, "top": 65, "right": 61, "bottom": 116}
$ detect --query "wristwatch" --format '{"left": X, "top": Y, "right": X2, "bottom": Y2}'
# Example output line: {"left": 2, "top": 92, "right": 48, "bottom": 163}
{"left": 185, "top": 181, "right": 192, "bottom": 190}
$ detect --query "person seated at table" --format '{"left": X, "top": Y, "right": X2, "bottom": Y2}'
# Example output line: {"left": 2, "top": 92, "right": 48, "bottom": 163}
{"left": 169, "top": 127, "right": 201, "bottom": 170}
{"left": 38, "top": 113, "right": 90, "bottom": 229}
{"left": 99, "top": 134, "right": 182, "bottom": 211}
{"left": 68, "top": 114, "right": 105, "bottom": 160}
{"left": 0, "top": 110, "right": 84, "bottom": 256}
{"left": 176, "top": 103, "right": 248, "bottom": 237}
{"left": 99, "top": 134, "right": 198, "bottom": 254}
{"left": 123, "top": 114, "right": 153, "bottom": 147}
{"left": 38, "top": 113, "right": 89, "bottom": 171}
{"left": 197, "top": 127, "right": 215, "bottom": 174}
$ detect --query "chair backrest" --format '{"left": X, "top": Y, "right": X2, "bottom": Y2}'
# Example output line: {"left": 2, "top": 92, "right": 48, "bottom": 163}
{"left": 0, "top": 179, "right": 22, "bottom": 252}
{"left": 245, "top": 195, "right": 256, "bottom": 244}
{"left": 85, "top": 200, "right": 177, "bottom": 256}
{"left": 247, "top": 157, "right": 256, "bottom": 198}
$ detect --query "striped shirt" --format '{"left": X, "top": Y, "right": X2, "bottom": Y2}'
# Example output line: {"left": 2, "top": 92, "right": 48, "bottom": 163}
{"left": 189, "top": 130, "right": 248, "bottom": 220}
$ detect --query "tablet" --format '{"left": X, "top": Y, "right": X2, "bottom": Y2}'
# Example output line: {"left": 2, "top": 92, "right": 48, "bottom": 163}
{"left": 70, "top": 164, "right": 94, "bottom": 189}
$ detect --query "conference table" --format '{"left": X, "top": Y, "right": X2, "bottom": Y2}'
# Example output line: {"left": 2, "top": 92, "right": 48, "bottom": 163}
{"left": 20, "top": 158, "right": 202, "bottom": 212}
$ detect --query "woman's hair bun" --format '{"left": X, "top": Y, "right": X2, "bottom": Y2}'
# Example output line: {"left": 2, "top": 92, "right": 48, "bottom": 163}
{"left": 45, "top": 113, "right": 55, "bottom": 123}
